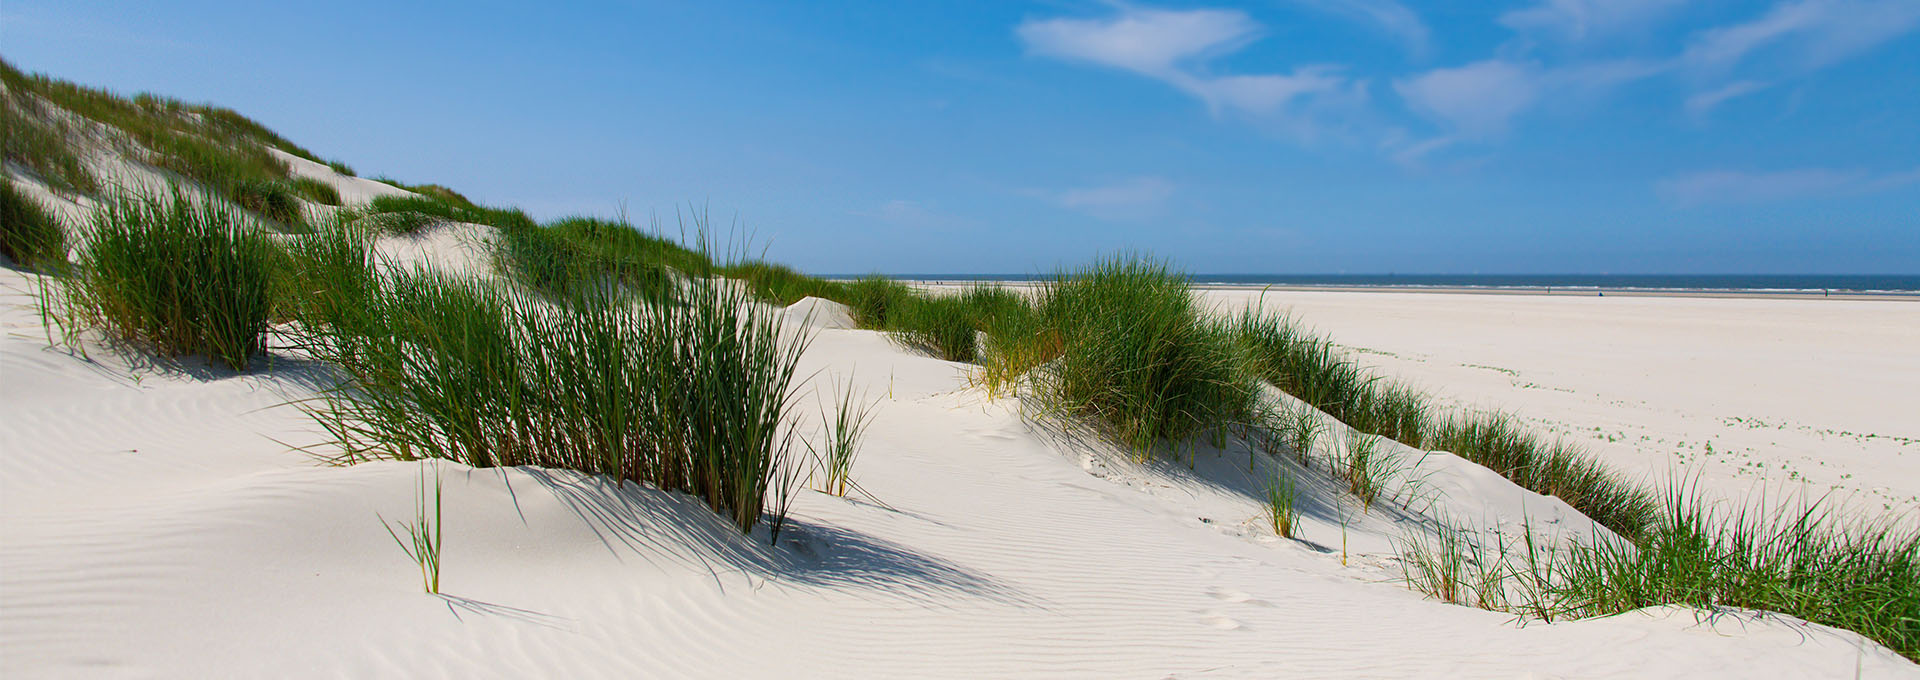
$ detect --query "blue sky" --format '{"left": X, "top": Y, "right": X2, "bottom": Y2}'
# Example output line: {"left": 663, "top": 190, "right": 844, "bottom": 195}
{"left": 4, "top": 0, "right": 1917, "bottom": 273}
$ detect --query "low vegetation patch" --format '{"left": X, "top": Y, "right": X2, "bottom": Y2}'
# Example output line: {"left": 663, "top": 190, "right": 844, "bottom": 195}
{"left": 58, "top": 188, "right": 277, "bottom": 371}
{"left": 297, "top": 260, "right": 810, "bottom": 537}
{"left": 1, "top": 79, "right": 100, "bottom": 194}
{"left": 1399, "top": 490, "right": 1920, "bottom": 662}
{"left": 290, "top": 176, "right": 341, "bottom": 205}
{"left": 1028, "top": 255, "right": 1254, "bottom": 456}
{"left": 0, "top": 178, "right": 68, "bottom": 270}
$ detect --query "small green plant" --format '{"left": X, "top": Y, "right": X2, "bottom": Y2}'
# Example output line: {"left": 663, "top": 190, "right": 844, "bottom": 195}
{"left": 1264, "top": 470, "right": 1299, "bottom": 539}
{"left": 1279, "top": 403, "right": 1323, "bottom": 466}
{"left": 59, "top": 187, "right": 278, "bottom": 371}
{"left": 1342, "top": 430, "right": 1389, "bottom": 511}
{"left": 381, "top": 463, "right": 444, "bottom": 594}
{"left": 808, "top": 379, "right": 878, "bottom": 498}
{"left": 326, "top": 159, "right": 356, "bottom": 176}
{"left": 0, "top": 178, "right": 67, "bottom": 270}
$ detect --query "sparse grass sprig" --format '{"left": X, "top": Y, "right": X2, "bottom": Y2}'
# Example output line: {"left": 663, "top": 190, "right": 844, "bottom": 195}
{"left": 1264, "top": 470, "right": 1299, "bottom": 539}
{"left": 808, "top": 378, "right": 878, "bottom": 498}
{"left": 381, "top": 462, "right": 444, "bottom": 594}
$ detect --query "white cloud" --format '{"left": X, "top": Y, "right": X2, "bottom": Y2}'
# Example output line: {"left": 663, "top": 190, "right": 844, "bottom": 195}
{"left": 1682, "top": 0, "right": 1920, "bottom": 74}
{"left": 1683, "top": 80, "right": 1770, "bottom": 117}
{"left": 1290, "top": 0, "right": 1430, "bottom": 55}
{"left": 1394, "top": 57, "right": 1669, "bottom": 139}
{"left": 1034, "top": 177, "right": 1176, "bottom": 220}
{"left": 1016, "top": 7, "right": 1258, "bottom": 79}
{"left": 1016, "top": 5, "right": 1361, "bottom": 140}
{"left": 1657, "top": 166, "right": 1920, "bottom": 204}
{"left": 1501, "top": 0, "right": 1688, "bottom": 43}
{"left": 1393, "top": 60, "right": 1541, "bottom": 138}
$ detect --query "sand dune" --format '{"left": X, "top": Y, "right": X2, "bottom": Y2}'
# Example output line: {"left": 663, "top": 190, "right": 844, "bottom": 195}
{"left": 3, "top": 262, "right": 1913, "bottom": 678}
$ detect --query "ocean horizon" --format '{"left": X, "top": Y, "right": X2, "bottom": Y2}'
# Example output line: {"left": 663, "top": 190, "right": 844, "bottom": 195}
{"left": 848, "top": 273, "right": 1920, "bottom": 293}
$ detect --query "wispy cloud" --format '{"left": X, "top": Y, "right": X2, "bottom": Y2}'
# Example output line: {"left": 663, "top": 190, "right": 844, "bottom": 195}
{"left": 1289, "top": 0, "right": 1430, "bottom": 56}
{"left": 1393, "top": 60, "right": 1541, "bottom": 139}
{"left": 1657, "top": 166, "right": 1920, "bottom": 204}
{"left": 1684, "top": 80, "right": 1770, "bottom": 118}
{"left": 1030, "top": 177, "right": 1176, "bottom": 220}
{"left": 1500, "top": 0, "right": 1688, "bottom": 43}
{"left": 1681, "top": 0, "right": 1920, "bottom": 74}
{"left": 1016, "top": 4, "right": 1363, "bottom": 140}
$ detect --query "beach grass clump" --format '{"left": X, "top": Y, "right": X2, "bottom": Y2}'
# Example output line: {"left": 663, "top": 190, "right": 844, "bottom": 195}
{"left": 843, "top": 275, "right": 915, "bottom": 329}
{"left": 890, "top": 293, "right": 981, "bottom": 362}
{"left": 1545, "top": 491, "right": 1920, "bottom": 660}
{"left": 1034, "top": 255, "right": 1254, "bottom": 455}
{"left": 326, "top": 160, "right": 356, "bottom": 176}
{"left": 300, "top": 263, "right": 809, "bottom": 536}
{"left": 230, "top": 177, "right": 304, "bottom": 227}
{"left": 60, "top": 187, "right": 277, "bottom": 371}
{"left": 1405, "top": 491, "right": 1920, "bottom": 662}
{"left": 0, "top": 178, "right": 68, "bottom": 270}
{"left": 289, "top": 176, "right": 341, "bottom": 206}
{"left": 494, "top": 216, "right": 710, "bottom": 300}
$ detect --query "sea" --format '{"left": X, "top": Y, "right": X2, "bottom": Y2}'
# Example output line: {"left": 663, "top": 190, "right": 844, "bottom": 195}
{"left": 864, "top": 274, "right": 1920, "bottom": 294}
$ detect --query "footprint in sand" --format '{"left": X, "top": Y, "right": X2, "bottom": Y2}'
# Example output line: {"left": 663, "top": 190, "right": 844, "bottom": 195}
{"left": 1199, "top": 610, "right": 1243, "bottom": 631}
{"left": 1206, "top": 586, "right": 1274, "bottom": 608}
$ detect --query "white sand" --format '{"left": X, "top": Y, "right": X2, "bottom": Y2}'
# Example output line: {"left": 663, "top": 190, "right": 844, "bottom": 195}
{"left": 4, "top": 259, "right": 1914, "bottom": 677}
{"left": 1200, "top": 289, "right": 1920, "bottom": 519}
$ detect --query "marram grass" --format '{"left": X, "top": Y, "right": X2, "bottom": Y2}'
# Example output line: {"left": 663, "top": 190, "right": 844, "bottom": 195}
{"left": 0, "top": 177, "right": 68, "bottom": 270}
{"left": 58, "top": 187, "right": 277, "bottom": 371}
{"left": 296, "top": 259, "right": 810, "bottom": 537}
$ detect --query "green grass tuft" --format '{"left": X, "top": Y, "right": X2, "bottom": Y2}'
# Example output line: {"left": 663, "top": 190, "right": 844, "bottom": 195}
{"left": 296, "top": 255, "right": 810, "bottom": 537}
{"left": 59, "top": 187, "right": 278, "bottom": 371}
{"left": 0, "top": 178, "right": 69, "bottom": 270}
{"left": 289, "top": 176, "right": 341, "bottom": 206}
{"left": 1034, "top": 255, "right": 1254, "bottom": 456}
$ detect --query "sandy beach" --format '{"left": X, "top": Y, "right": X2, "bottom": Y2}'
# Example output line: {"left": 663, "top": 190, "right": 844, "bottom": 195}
{"left": 1204, "top": 288, "right": 1920, "bottom": 518}
{"left": 5, "top": 36, "right": 1918, "bottom": 678}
